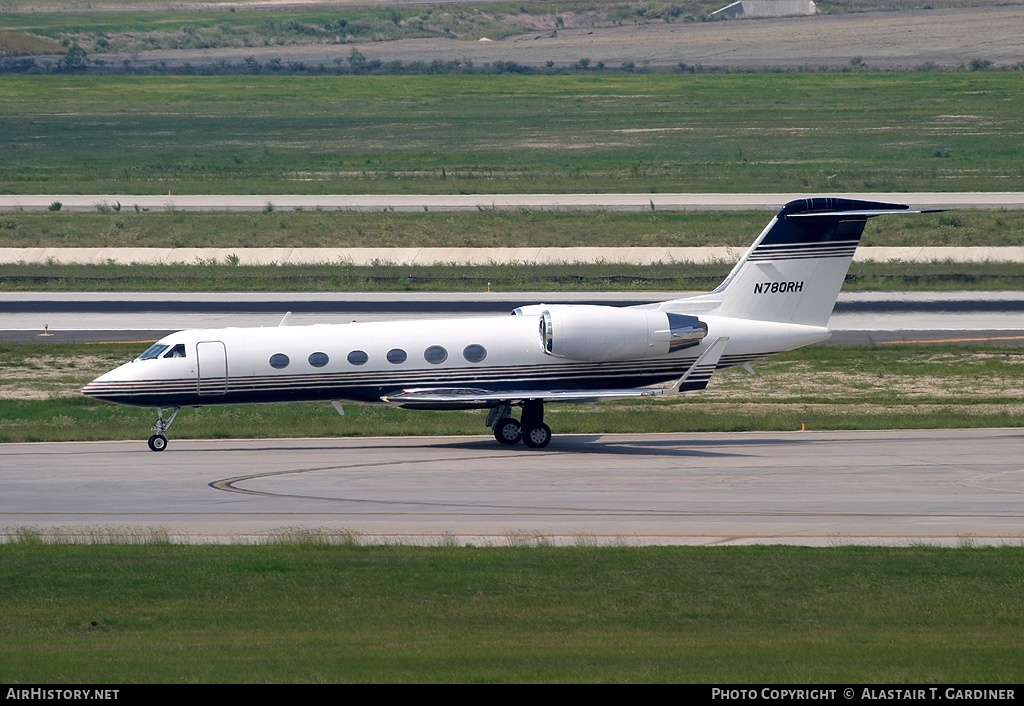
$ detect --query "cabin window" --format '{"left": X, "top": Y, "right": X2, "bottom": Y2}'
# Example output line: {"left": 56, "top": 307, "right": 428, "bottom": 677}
{"left": 269, "top": 353, "right": 290, "bottom": 369}
{"left": 347, "top": 350, "right": 368, "bottom": 366}
{"left": 463, "top": 344, "right": 487, "bottom": 363}
{"left": 424, "top": 345, "right": 448, "bottom": 364}
{"left": 138, "top": 344, "right": 169, "bottom": 360}
{"left": 163, "top": 344, "right": 186, "bottom": 358}
{"left": 308, "top": 352, "right": 329, "bottom": 368}
{"left": 386, "top": 348, "right": 407, "bottom": 364}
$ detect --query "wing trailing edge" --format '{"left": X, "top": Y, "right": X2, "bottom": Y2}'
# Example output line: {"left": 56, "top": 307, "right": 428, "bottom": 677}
{"left": 380, "top": 337, "right": 730, "bottom": 408}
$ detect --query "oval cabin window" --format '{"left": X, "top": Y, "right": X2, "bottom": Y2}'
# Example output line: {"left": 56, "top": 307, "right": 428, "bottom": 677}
{"left": 463, "top": 344, "right": 487, "bottom": 363}
{"left": 386, "top": 348, "right": 407, "bottom": 364}
{"left": 308, "top": 352, "right": 329, "bottom": 368}
{"left": 424, "top": 346, "right": 448, "bottom": 364}
{"left": 347, "top": 350, "right": 368, "bottom": 366}
{"left": 269, "top": 353, "right": 290, "bottom": 369}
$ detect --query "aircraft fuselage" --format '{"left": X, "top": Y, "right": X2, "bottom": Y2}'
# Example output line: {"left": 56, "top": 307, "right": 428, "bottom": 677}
{"left": 82, "top": 313, "right": 828, "bottom": 409}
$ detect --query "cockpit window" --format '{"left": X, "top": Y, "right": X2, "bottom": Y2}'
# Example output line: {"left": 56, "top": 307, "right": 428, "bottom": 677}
{"left": 138, "top": 344, "right": 169, "bottom": 360}
{"left": 163, "top": 344, "right": 187, "bottom": 359}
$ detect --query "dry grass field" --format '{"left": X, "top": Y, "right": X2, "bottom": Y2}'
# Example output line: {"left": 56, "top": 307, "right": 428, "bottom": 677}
{"left": 206, "top": 5, "right": 1024, "bottom": 70}
{"left": 3, "top": 1, "right": 1022, "bottom": 70}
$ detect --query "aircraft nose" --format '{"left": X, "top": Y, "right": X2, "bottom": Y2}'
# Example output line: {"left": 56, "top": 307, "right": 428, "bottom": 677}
{"left": 81, "top": 367, "right": 127, "bottom": 401}
{"left": 81, "top": 376, "right": 109, "bottom": 400}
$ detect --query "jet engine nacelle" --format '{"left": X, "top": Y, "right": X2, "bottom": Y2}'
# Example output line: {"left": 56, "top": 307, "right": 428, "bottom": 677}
{"left": 534, "top": 305, "right": 707, "bottom": 362}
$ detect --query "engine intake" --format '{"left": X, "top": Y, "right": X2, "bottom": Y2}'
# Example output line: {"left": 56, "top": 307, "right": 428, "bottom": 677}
{"left": 536, "top": 305, "right": 707, "bottom": 362}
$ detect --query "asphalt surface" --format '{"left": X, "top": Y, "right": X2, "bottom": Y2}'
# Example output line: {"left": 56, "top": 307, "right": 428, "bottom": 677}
{"left": 4, "top": 430, "right": 1023, "bottom": 546}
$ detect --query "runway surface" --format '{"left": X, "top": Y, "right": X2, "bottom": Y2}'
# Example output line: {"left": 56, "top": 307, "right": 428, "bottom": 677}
{"left": 3, "top": 291, "right": 1023, "bottom": 344}
{"left": 3, "top": 430, "right": 1023, "bottom": 546}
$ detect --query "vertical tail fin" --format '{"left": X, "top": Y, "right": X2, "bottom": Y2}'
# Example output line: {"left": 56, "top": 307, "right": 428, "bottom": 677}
{"left": 669, "top": 198, "right": 928, "bottom": 326}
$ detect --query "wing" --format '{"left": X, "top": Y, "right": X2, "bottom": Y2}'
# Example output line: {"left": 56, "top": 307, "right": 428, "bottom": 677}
{"left": 380, "top": 337, "right": 729, "bottom": 409}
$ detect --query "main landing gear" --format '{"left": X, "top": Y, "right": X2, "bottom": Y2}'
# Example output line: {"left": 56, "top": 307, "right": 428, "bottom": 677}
{"left": 147, "top": 407, "right": 180, "bottom": 452}
{"left": 487, "top": 400, "right": 552, "bottom": 449}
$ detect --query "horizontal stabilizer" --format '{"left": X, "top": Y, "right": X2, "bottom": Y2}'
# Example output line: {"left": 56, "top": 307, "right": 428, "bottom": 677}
{"left": 787, "top": 209, "right": 943, "bottom": 218}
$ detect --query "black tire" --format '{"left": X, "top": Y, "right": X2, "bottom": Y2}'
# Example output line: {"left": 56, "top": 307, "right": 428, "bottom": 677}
{"left": 147, "top": 434, "right": 168, "bottom": 452}
{"left": 493, "top": 417, "right": 522, "bottom": 445}
{"left": 522, "top": 423, "right": 552, "bottom": 449}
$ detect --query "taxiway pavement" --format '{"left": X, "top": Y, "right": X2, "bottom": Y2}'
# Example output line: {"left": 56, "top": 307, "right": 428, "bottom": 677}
{"left": 3, "top": 291, "right": 1022, "bottom": 344}
{"left": 3, "top": 430, "right": 1022, "bottom": 546}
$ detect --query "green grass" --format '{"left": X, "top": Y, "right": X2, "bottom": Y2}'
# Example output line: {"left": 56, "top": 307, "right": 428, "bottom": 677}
{"left": 3, "top": 208, "right": 1022, "bottom": 248}
{"left": 3, "top": 396, "right": 1022, "bottom": 444}
{"left": 3, "top": 343, "right": 1023, "bottom": 443}
{"left": 0, "top": 261, "right": 730, "bottom": 292}
{"left": 3, "top": 208, "right": 1022, "bottom": 291}
{"left": 3, "top": 260, "right": 1024, "bottom": 292}
{"left": 3, "top": 208, "right": 1022, "bottom": 292}
{"left": 2, "top": 73, "right": 1022, "bottom": 194}
{"left": 1, "top": 542, "right": 1022, "bottom": 682}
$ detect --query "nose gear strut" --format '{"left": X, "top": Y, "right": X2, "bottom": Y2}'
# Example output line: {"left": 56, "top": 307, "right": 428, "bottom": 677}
{"left": 148, "top": 406, "right": 180, "bottom": 452}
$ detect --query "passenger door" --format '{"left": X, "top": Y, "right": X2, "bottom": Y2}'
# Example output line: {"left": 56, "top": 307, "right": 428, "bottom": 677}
{"left": 196, "top": 341, "right": 228, "bottom": 396}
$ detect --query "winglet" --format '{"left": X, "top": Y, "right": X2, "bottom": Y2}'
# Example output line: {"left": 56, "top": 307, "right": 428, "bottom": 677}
{"left": 668, "top": 336, "right": 729, "bottom": 393}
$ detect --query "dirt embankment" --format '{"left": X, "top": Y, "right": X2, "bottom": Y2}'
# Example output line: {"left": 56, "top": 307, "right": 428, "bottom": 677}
{"left": 84, "top": 5, "right": 1024, "bottom": 70}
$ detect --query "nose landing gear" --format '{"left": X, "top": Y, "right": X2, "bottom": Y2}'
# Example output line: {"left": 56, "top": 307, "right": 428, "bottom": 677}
{"left": 147, "top": 407, "right": 180, "bottom": 452}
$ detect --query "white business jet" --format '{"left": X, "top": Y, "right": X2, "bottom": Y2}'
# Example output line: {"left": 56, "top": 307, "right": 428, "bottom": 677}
{"left": 83, "top": 198, "right": 936, "bottom": 451}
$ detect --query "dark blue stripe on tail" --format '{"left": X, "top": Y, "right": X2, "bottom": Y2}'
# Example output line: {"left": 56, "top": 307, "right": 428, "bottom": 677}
{"left": 756, "top": 198, "right": 908, "bottom": 253}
